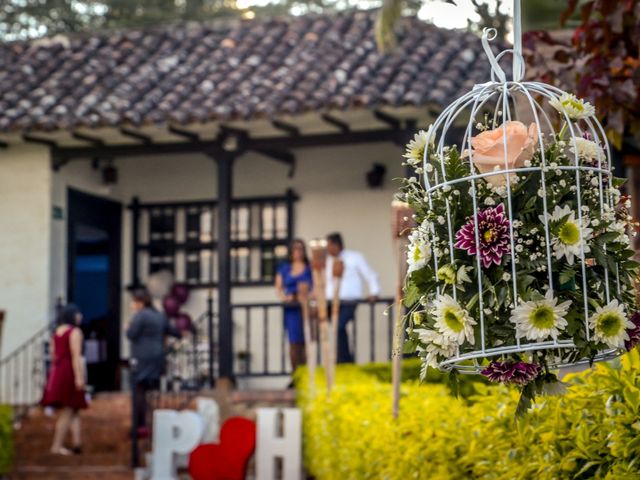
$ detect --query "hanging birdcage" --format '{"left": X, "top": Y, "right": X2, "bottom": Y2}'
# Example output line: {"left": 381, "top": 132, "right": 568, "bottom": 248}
{"left": 400, "top": 0, "right": 639, "bottom": 388}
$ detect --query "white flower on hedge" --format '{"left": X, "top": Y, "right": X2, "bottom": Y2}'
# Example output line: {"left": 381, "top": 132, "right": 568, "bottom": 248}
{"left": 432, "top": 294, "right": 476, "bottom": 345}
{"left": 417, "top": 329, "right": 457, "bottom": 368}
{"left": 509, "top": 290, "right": 571, "bottom": 341}
{"left": 549, "top": 92, "right": 595, "bottom": 120}
{"left": 542, "top": 205, "right": 593, "bottom": 264}
{"left": 403, "top": 126, "right": 434, "bottom": 166}
{"left": 589, "top": 300, "right": 634, "bottom": 349}
{"left": 407, "top": 236, "right": 431, "bottom": 274}
{"left": 570, "top": 138, "right": 605, "bottom": 163}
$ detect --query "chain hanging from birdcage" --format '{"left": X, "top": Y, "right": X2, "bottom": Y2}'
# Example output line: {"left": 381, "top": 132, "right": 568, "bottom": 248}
{"left": 399, "top": 0, "right": 640, "bottom": 402}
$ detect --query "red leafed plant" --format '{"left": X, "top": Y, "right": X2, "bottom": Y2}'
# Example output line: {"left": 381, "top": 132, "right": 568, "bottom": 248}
{"left": 523, "top": 0, "right": 640, "bottom": 149}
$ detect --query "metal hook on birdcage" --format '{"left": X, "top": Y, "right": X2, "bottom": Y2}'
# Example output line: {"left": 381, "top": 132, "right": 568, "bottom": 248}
{"left": 480, "top": 31, "right": 526, "bottom": 84}
{"left": 480, "top": 0, "right": 526, "bottom": 84}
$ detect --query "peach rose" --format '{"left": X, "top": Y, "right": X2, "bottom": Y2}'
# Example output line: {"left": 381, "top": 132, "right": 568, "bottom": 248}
{"left": 469, "top": 121, "right": 538, "bottom": 186}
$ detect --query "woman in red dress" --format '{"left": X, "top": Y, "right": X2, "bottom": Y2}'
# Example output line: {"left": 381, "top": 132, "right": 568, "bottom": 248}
{"left": 41, "top": 304, "right": 87, "bottom": 455}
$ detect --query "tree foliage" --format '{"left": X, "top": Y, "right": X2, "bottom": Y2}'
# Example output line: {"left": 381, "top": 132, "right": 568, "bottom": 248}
{"left": 0, "top": 0, "right": 418, "bottom": 41}
{"left": 524, "top": 0, "right": 640, "bottom": 150}
{"left": 0, "top": 0, "right": 247, "bottom": 40}
{"left": 376, "top": 0, "right": 510, "bottom": 52}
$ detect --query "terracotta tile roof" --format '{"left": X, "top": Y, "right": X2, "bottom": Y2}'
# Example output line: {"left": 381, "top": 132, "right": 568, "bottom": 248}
{"left": 0, "top": 10, "right": 497, "bottom": 132}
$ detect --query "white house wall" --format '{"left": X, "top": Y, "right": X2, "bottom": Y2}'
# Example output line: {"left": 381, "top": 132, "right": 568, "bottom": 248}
{"left": 0, "top": 144, "right": 52, "bottom": 357}
{"left": 47, "top": 142, "right": 404, "bottom": 369}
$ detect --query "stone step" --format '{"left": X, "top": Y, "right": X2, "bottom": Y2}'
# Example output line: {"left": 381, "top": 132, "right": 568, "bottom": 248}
{"left": 11, "top": 465, "right": 133, "bottom": 480}
{"left": 13, "top": 393, "right": 132, "bottom": 472}
{"left": 15, "top": 452, "right": 130, "bottom": 467}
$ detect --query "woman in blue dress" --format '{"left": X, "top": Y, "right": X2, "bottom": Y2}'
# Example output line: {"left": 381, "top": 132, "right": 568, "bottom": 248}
{"left": 275, "top": 238, "right": 312, "bottom": 381}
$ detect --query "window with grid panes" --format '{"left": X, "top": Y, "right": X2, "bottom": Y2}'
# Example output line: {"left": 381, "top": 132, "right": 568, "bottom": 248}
{"left": 130, "top": 190, "right": 296, "bottom": 288}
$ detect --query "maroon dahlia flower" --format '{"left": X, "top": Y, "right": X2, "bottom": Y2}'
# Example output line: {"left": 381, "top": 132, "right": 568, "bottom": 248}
{"left": 625, "top": 312, "right": 640, "bottom": 351}
{"left": 454, "top": 203, "right": 511, "bottom": 269}
{"left": 481, "top": 360, "right": 541, "bottom": 386}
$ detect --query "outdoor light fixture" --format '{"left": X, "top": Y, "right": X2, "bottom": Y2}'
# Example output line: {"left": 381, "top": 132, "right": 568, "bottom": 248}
{"left": 102, "top": 159, "right": 118, "bottom": 185}
{"left": 222, "top": 133, "right": 239, "bottom": 152}
{"left": 366, "top": 162, "right": 387, "bottom": 188}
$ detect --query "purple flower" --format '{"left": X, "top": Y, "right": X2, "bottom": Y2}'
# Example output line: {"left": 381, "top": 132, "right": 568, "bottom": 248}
{"left": 454, "top": 203, "right": 511, "bottom": 269}
{"left": 481, "top": 360, "right": 541, "bottom": 386}
{"left": 625, "top": 312, "right": 640, "bottom": 351}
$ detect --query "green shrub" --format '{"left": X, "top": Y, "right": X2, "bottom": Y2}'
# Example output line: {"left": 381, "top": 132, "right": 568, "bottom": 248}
{"left": 358, "top": 358, "right": 488, "bottom": 398}
{"left": 297, "top": 352, "right": 640, "bottom": 480}
{"left": 0, "top": 405, "right": 13, "bottom": 474}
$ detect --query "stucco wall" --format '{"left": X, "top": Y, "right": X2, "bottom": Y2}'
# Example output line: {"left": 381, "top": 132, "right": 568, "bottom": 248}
{"left": 0, "top": 144, "right": 52, "bottom": 357}
{"left": 47, "top": 142, "right": 404, "bottom": 366}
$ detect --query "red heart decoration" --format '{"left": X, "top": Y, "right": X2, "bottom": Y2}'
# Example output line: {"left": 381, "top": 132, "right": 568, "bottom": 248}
{"left": 189, "top": 417, "right": 256, "bottom": 480}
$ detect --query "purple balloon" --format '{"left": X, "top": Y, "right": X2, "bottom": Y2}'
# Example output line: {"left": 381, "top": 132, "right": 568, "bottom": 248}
{"left": 171, "top": 283, "right": 190, "bottom": 305}
{"left": 175, "top": 312, "right": 193, "bottom": 332}
{"left": 162, "top": 295, "right": 181, "bottom": 317}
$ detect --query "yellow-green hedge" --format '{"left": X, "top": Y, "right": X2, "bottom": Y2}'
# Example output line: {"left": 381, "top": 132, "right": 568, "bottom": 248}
{"left": 297, "top": 352, "right": 640, "bottom": 480}
{"left": 0, "top": 405, "right": 13, "bottom": 474}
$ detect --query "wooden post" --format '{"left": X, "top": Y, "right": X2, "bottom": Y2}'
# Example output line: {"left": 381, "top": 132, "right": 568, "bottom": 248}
{"left": 329, "top": 259, "right": 344, "bottom": 391}
{"left": 310, "top": 239, "right": 331, "bottom": 392}
{"left": 0, "top": 310, "right": 4, "bottom": 404}
{"left": 211, "top": 150, "right": 236, "bottom": 382}
{"left": 298, "top": 282, "right": 316, "bottom": 395}
{"left": 391, "top": 201, "right": 415, "bottom": 419}
{"left": 0, "top": 310, "right": 4, "bottom": 360}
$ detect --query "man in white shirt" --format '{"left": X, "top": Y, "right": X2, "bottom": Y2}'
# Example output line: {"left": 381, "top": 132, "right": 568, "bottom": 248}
{"left": 325, "top": 232, "right": 381, "bottom": 363}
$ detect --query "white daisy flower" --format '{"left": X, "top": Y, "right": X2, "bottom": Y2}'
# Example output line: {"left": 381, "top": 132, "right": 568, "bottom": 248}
{"left": 589, "top": 300, "right": 634, "bottom": 349}
{"left": 407, "top": 236, "right": 431, "bottom": 274}
{"left": 549, "top": 92, "right": 596, "bottom": 120}
{"left": 417, "top": 329, "right": 457, "bottom": 367}
{"left": 432, "top": 294, "right": 476, "bottom": 345}
{"left": 542, "top": 205, "right": 593, "bottom": 264}
{"left": 509, "top": 290, "right": 571, "bottom": 341}
{"left": 570, "top": 137, "right": 605, "bottom": 162}
{"left": 403, "top": 126, "right": 434, "bottom": 165}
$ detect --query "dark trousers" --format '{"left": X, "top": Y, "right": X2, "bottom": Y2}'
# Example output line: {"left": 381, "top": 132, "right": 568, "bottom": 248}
{"left": 133, "top": 378, "right": 159, "bottom": 429}
{"left": 336, "top": 304, "right": 357, "bottom": 363}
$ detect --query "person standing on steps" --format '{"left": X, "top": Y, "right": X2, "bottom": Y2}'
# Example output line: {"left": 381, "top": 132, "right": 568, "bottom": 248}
{"left": 126, "top": 288, "right": 182, "bottom": 437}
{"left": 275, "top": 238, "right": 313, "bottom": 387}
{"left": 41, "top": 304, "right": 87, "bottom": 455}
{"left": 325, "top": 232, "right": 381, "bottom": 363}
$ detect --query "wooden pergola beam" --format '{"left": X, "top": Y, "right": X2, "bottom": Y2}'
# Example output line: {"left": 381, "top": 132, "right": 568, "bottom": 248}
{"left": 51, "top": 127, "right": 413, "bottom": 161}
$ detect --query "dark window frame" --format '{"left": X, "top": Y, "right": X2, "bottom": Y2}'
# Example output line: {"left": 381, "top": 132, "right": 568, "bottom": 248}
{"left": 128, "top": 189, "right": 297, "bottom": 289}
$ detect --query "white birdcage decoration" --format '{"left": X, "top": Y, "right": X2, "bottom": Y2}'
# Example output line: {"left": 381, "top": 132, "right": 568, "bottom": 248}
{"left": 401, "top": 0, "right": 639, "bottom": 390}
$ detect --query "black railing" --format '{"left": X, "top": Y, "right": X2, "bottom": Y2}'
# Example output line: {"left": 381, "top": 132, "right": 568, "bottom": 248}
{"left": 0, "top": 326, "right": 50, "bottom": 409}
{"left": 163, "top": 311, "right": 215, "bottom": 391}
{"left": 161, "top": 297, "right": 396, "bottom": 382}
{"left": 231, "top": 298, "right": 395, "bottom": 377}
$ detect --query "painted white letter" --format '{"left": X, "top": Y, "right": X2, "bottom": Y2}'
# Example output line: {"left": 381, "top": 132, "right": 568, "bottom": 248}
{"left": 256, "top": 408, "right": 301, "bottom": 480}
{"left": 151, "top": 410, "right": 203, "bottom": 480}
